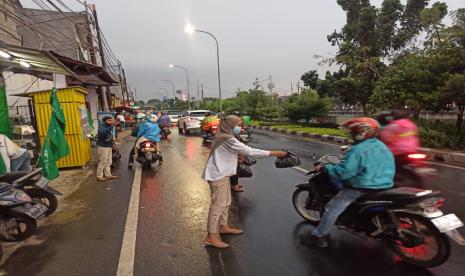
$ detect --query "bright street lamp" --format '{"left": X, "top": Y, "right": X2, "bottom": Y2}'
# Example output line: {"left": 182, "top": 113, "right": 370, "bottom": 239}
{"left": 169, "top": 64, "right": 190, "bottom": 109}
{"left": 184, "top": 23, "right": 223, "bottom": 113}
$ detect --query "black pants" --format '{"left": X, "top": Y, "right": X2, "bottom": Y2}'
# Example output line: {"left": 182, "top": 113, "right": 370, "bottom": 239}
{"left": 230, "top": 175, "right": 239, "bottom": 186}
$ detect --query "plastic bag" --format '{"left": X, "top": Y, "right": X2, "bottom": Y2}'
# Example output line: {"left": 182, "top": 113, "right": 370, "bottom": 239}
{"left": 243, "top": 156, "right": 257, "bottom": 166}
{"left": 275, "top": 151, "right": 301, "bottom": 168}
{"left": 236, "top": 163, "right": 253, "bottom": 178}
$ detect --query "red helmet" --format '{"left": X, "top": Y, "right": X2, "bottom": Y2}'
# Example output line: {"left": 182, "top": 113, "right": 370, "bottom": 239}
{"left": 341, "top": 117, "right": 380, "bottom": 141}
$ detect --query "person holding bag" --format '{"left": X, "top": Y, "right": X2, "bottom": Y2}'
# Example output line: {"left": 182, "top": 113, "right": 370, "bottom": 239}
{"left": 202, "top": 115, "right": 287, "bottom": 249}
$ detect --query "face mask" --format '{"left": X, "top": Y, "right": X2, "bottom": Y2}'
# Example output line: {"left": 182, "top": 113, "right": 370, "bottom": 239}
{"left": 233, "top": 126, "right": 241, "bottom": 134}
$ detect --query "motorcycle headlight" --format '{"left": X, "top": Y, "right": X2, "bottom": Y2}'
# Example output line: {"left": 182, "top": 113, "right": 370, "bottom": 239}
{"left": 15, "top": 191, "right": 32, "bottom": 202}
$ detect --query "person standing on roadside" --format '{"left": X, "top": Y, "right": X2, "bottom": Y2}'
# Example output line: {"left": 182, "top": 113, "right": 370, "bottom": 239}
{"left": 202, "top": 115, "right": 288, "bottom": 249}
{"left": 117, "top": 112, "right": 126, "bottom": 130}
{"left": 96, "top": 116, "right": 119, "bottom": 181}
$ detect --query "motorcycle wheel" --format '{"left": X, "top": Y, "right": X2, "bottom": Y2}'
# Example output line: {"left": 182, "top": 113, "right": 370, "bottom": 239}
{"left": 0, "top": 214, "right": 37, "bottom": 242}
{"left": 25, "top": 188, "right": 58, "bottom": 216}
{"left": 292, "top": 187, "right": 321, "bottom": 225}
{"left": 184, "top": 124, "right": 190, "bottom": 135}
{"left": 387, "top": 213, "right": 451, "bottom": 267}
{"left": 178, "top": 125, "right": 183, "bottom": 135}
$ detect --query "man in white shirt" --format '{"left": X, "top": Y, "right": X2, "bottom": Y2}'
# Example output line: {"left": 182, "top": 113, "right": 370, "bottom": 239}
{"left": 116, "top": 113, "right": 126, "bottom": 130}
{"left": 0, "top": 134, "right": 32, "bottom": 173}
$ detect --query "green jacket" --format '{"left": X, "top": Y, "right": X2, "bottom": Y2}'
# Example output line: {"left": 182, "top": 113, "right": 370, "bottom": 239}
{"left": 324, "top": 138, "right": 395, "bottom": 190}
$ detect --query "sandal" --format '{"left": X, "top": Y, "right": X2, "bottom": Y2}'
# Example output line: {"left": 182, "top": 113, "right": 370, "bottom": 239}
{"left": 231, "top": 186, "right": 244, "bottom": 192}
{"left": 204, "top": 239, "right": 230, "bottom": 249}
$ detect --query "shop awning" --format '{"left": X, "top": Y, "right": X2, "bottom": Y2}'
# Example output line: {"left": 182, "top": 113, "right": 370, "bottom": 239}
{"left": 50, "top": 52, "right": 119, "bottom": 86}
{"left": 0, "top": 44, "right": 76, "bottom": 78}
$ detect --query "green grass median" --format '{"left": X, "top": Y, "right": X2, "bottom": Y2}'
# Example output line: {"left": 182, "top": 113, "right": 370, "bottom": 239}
{"left": 251, "top": 121, "right": 347, "bottom": 137}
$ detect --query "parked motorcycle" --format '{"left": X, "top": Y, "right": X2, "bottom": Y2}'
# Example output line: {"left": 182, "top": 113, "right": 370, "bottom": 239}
{"left": 0, "top": 172, "right": 48, "bottom": 242}
{"left": 0, "top": 168, "right": 60, "bottom": 216}
{"left": 136, "top": 140, "right": 162, "bottom": 170}
{"left": 201, "top": 125, "right": 218, "bottom": 143}
{"left": 112, "top": 143, "right": 122, "bottom": 162}
{"left": 292, "top": 154, "right": 464, "bottom": 268}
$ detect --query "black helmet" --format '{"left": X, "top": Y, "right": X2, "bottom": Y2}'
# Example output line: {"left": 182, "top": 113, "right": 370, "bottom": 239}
{"left": 391, "top": 109, "right": 408, "bottom": 120}
{"left": 375, "top": 111, "right": 393, "bottom": 126}
{"left": 205, "top": 112, "right": 212, "bottom": 117}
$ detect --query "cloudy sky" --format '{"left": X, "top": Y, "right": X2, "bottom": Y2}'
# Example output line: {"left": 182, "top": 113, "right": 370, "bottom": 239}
{"left": 24, "top": 0, "right": 464, "bottom": 101}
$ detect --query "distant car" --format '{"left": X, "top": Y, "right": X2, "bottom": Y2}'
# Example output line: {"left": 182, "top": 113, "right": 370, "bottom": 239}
{"left": 178, "top": 110, "right": 212, "bottom": 135}
{"left": 166, "top": 110, "right": 182, "bottom": 125}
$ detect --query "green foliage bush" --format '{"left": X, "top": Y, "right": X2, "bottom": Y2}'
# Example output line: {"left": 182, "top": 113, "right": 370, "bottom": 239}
{"left": 417, "top": 119, "right": 465, "bottom": 150}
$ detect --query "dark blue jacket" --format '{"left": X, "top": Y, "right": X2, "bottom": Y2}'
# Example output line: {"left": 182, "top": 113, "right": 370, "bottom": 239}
{"left": 96, "top": 123, "right": 114, "bottom": 147}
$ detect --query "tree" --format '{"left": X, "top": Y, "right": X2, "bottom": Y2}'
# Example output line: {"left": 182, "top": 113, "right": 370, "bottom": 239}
{"left": 301, "top": 70, "right": 319, "bottom": 89}
{"left": 325, "top": 0, "right": 448, "bottom": 113}
{"left": 282, "top": 89, "right": 332, "bottom": 123}
{"left": 440, "top": 74, "right": 465, "bottom": 133}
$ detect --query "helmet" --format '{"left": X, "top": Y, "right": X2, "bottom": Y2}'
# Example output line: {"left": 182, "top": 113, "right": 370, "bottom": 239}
{"left": 391, "top": 109, "right": 408, "bottom": 120}
{"left": 205, "top": 112, "right": 212, "bottom": 117}
{"left": 136, "top": 113, "right": 146, "bottom": 119}
{"left": 341, "top": 117, "right": 380, "bottom": 141}
{"left": 149, "top": 114, "right": 158, "bottom": 123}
{"left": 375, "top": 111, "right": 393, "bottom": 126}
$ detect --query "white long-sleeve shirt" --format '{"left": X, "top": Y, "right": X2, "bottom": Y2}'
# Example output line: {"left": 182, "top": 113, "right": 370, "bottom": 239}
{"left": 202, "top": 137, "right": 270, "bottom": 181}
{"left": 0, "top": 134, "right": 26, "bottom": 173}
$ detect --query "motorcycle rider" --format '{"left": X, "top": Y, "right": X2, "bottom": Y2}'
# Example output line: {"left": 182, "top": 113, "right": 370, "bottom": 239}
{"left": 158, "top": 111, "right": 172, "bottom": 128}
{"left": 300, "top": 117, "right": 395, "bottom": 248}
{"left": 201, "top": 112, "right": 220, "bottom": 136}
{"left": 128, "top": 113, "right": 146, "bottom": 168}
{"left": 134, "top": 114, "right": 162, "bottom": 162}
{"left": 378, "top": 109, "right": 420, "bottom": 164}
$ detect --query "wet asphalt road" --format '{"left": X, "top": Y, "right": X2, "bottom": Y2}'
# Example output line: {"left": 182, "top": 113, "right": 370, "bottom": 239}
{"left": 1, "top": 130, "right": 465, "bottom": 275}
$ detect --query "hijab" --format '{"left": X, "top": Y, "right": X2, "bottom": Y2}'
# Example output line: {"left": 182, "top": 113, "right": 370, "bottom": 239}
{"left": 210, "top": 115, "right": 241, "bottom": 153}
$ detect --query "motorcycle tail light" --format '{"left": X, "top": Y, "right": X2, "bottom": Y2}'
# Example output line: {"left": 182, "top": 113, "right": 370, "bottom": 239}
{"left": 144, "top": 143, "right": 151, "bottom": 148}
{"left": 15, "top": 191, "right": 32, "bottom": 202}
{"left": 408, "top": 153, "right": 427, "bottom": 160}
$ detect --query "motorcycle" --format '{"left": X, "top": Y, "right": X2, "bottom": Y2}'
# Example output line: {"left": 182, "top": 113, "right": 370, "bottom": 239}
{"left": 136, "top": 140, "right": 162, "bottom": 170}
{"left": 395, "top": 153, "right": 437, "bottom": 188}
{"left": 0, "top": 171, "right": 49, "bottom": 242}
{"left": 161, "top": 125, "right": 171, "bottom": 140}
{"left": 292, "top": 154, "right": 465, "bottom": 268}
{"left": 201, "top": 125, "right": 218, "bottom": 143}
{"left": 0, "top": 168, "right": 60, "bottom": 216}
{"left": 112, "top": 143, "right": 122, "bottom": 162}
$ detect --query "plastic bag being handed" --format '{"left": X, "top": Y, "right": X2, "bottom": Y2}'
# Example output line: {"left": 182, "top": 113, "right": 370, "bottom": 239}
{"left": 275, "top": 151, "right": 301, "bottom": 168}
{"left": 236, "top": 163, "right": 253, "bottom": 178}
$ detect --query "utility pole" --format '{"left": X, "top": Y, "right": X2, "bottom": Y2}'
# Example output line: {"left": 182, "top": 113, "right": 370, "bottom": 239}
{"left": 297, "top": 80, "right": 300, "bottom": 94}
{"left": 201, "top": 83, "right": 204, "bottom": 101}
{"left": 269, "top": 75, "right": 273, "bottom": 95}
{"left": 92, "top": 4, "right": 109, "bottom": 111}
{"left": 291, "top": 82, "right": 293, "bottom": 94}
{"left": 196, "top": 80, "right": 200, "bottom": 109}
{"left": 117, "top": 62, "right": 126, "bottom": 106}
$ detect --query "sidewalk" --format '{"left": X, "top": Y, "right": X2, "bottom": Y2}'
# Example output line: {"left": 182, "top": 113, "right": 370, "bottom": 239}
{"left": 253, "top": 125, "right": 465, "bottom": 167}
{"left": 0, "top": 130, "right": 132, "bottom": 270}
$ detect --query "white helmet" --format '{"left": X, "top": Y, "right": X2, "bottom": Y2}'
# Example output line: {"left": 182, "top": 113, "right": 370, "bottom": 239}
{"left": 136, "top": 113, "right": 146, "bottom": 119}
{"left": 150, "top": 114, "right": 158, "bottom": 123}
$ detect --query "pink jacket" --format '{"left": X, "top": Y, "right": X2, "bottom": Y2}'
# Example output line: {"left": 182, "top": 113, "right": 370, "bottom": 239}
{"left": 380, "top": 119, "right": 420, "bottom": 156}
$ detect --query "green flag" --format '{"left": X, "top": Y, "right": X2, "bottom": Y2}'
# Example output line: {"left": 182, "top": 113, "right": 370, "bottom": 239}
{"left": 87, "top": 109, "right": 94, "bottom": 135}
{"left": 0, "top": 154, "right": 6, "bottom": 174}
{"left": 38, "top": 87, "right": 70, "bottom": 180}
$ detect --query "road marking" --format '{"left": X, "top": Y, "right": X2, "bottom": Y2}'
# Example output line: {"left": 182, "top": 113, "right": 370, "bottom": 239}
{"left": 293, "top": 166, "right": 310, "bottom": 174}
{"left": 256, "top": 130, "right": 465, "bottom": 171}
{"left": 117, "top": 165, "right": 142, "bottom": 276}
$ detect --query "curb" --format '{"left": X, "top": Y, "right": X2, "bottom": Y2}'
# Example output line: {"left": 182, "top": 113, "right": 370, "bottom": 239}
{"left": 253, "top": 125, "right": 465, "bottom": 166}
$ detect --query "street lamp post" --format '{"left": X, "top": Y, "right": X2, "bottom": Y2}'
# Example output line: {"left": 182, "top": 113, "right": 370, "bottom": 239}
{"left": 169, "top": 64, "right": 190, "bottom": 109}
{"left": 185, "top": 24, "right": 222, "bottom": 114}
{"left": 162, "top": 79, "right": 176, "bottom": 109}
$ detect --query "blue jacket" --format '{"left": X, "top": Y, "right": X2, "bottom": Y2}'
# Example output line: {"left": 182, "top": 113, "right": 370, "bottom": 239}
{"left": 158, "top": 115, "right": 171, "bottom": 127}
{"left": 96, "top": 123, "right": 114, "bottom": 147}
{"left": 137, "top": 121, "right": 161, "bottom": 143}
{"left": 324, "top": 138, "right": 395, "bottom": 190}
